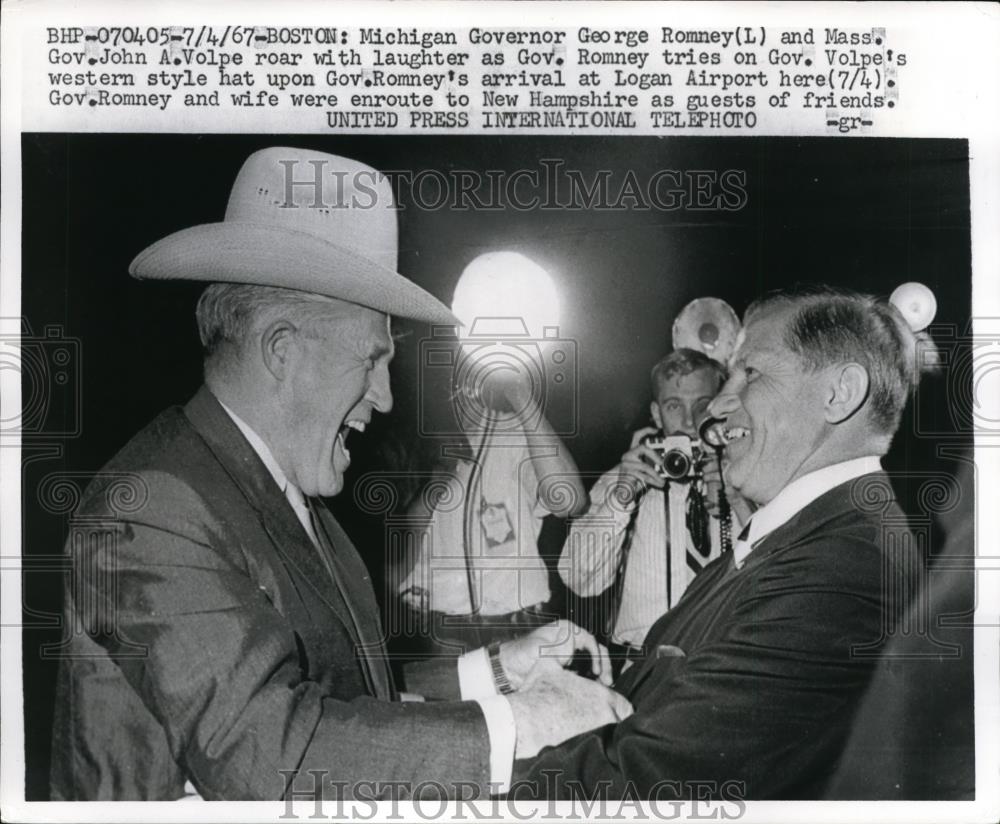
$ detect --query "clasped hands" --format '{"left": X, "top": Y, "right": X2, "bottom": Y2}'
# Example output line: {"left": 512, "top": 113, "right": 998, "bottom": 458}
{"left": 496, "top": 619, "right": 634, "bottom": 759}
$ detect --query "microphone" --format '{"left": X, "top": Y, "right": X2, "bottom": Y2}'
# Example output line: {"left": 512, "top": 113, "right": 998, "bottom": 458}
{"left": 699, "top": 416, "right": 728, "bottom": 450}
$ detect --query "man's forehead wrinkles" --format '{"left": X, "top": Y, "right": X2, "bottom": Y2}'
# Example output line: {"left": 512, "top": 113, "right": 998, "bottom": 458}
{"left": 740, "top": 323, "right": 785, "bottom": 359}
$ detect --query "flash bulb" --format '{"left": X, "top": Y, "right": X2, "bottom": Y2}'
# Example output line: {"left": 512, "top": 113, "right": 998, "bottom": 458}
{"left": 889, "top": 282, "right": 937, "bottom": 333}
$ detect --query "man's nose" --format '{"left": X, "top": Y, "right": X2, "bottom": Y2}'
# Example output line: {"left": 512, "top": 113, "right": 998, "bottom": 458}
{"left": 707, "top": 388, "right": 740, "bottom": 421}
{"left": 369, "top": 364, "right": 393, "bottom": 414}
{"left": 681, "top": 407, "right": 695, "bottom": 432}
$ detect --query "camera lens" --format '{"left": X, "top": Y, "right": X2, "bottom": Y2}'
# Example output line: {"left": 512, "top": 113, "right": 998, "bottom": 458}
{"left": 663, "top": 449, "right": 692, "bottom": 480}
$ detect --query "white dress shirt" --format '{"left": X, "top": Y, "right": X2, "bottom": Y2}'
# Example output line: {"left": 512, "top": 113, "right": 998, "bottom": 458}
{"left": 733, "top": 455, "right": 883, "bottom": 568}
{"left": 216, "top": 401, "right": 515, "bottom": 790}
{"left": 399, "top": 424, "right": 551, "bottom": 616}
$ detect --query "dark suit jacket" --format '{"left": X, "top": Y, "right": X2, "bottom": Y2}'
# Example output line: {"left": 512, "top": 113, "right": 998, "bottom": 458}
{"left": 50, "top": 387, "right": 490, "bottom": 800}
{"left": 514, "top": 472, "right": 915, "bottom": 800}
{"left": 824, "top": 511, "right": 975, "bottom": 799}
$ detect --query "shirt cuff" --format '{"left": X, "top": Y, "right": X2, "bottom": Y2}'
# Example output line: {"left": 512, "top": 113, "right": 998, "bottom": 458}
{"left": 458, "top": 646, "right": 499, "bottom": 700}
{"left": 474, "top": 695, "right": 515, "bottom": 794}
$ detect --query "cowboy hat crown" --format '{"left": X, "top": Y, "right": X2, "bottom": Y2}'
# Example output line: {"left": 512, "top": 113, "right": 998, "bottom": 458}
{"left": 129, "top": 147, "right": 456, "bottom": 324}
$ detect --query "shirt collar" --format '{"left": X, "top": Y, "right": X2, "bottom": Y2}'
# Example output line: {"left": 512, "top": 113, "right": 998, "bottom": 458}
{"left": 217, "top": 398, "right": 319, "bottom": 548}
{"left": 218, "top": 399, "right": 291, "bottom": 495}
{"left": 733, "top": 455, "right": 882, "bottom": 567}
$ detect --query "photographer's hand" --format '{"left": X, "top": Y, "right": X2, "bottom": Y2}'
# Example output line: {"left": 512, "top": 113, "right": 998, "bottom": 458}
{"left": 618, "top": 430, "right": 666, "bottom": 493}
{"left": 629, "top": 425, "right": 660, "bottom": 451}
{"left": 499, "top": 364, "right": 534, "bottom": 411}
{"left": 472, "top": 362, "right": 533, "bottom": 414}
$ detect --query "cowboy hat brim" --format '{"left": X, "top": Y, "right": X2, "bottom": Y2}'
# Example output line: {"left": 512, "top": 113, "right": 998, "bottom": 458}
{"left": 129, "top": 221, "right": 458, "bottom": 326}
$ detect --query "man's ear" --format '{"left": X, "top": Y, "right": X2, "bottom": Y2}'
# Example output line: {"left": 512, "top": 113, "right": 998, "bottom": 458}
{"left": 650, "top": 401, "right": 663, "bottom": 431}
{"left": 260, "top": 320, "right": 297, "bottom": 381}
{"left": 825, "top": 362, "right": 870, "bottom": 424}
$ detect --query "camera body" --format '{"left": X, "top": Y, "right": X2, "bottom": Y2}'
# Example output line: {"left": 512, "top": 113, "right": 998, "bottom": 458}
{"left": 643, "top": 432, "right": 708, "bottom": 482}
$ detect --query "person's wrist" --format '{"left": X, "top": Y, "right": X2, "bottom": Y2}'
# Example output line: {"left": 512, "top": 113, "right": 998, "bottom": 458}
{"left": 488, "top": 641, "right": 517, "bottom": 694}
{"left": 496, "top": 640, "right": 530, "bottom": 691}
{"left": 616, "top": 471, "right": 644, "bottom": 505}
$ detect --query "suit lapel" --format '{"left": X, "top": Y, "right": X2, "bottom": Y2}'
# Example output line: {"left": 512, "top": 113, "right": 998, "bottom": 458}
{"left": 620, "top": 472, "right": 894, "bottom": 696}
{"left": 311, "top": 503, "right": 395, "bottom": 700}
{"left": 182, "top": 387, "right": 363, "bottom": 643}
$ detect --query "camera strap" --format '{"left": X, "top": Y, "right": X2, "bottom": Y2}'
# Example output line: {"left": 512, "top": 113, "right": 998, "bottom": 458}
{"left": 713, "top": 449, "right": 733, "bottom": 555}
{"left": 686, "top": 483, "right": 712, "bottom": 560}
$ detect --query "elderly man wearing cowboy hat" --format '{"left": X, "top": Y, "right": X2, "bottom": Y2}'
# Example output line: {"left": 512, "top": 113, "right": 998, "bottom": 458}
{"left": 49, "top": 147, "right": 631, "bottom": 801}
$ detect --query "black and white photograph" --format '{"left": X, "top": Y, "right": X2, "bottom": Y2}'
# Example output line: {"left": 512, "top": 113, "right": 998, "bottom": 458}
{"left": 2, "top": 3, "right": 998, "bottom": 823}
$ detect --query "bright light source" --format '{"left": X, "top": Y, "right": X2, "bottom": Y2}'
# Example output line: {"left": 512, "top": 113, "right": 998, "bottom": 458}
{"left": 452, "top": 251, "right": 560, "bottom": 338}
{"left": 889, "top": 281, "right": 937, "bottom": 332}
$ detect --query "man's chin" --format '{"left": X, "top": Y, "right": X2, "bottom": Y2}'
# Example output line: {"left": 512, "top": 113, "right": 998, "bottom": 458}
{"left": 303, "top": 467, "right": 344, "bottom": 499}
{"left": 724, "top": 463, "right": 755, "bottom": 504}
{"left": 317, "top": 475, "right": 344, "bottom": 498}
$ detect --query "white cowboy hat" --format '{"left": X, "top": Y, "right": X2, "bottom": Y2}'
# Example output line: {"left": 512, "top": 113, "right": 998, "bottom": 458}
{"left": 129, "top": 147, "right": 456, "bottom": 325}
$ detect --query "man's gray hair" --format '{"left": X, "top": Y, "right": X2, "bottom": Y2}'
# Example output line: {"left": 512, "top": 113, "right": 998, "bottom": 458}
{"left": 195, "top": 283, "right": 345, "bottom": 365}
{"left": 745, "top": 286, "right": 931, "bottom": 435}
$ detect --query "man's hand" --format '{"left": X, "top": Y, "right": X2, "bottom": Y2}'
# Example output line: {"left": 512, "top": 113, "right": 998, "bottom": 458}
{"left": 498, "top": 619, "right": 612, "bottom": 689}
{"left": 617, "top": 426, "right": 666, "bottom": 494}
{"left": 507, "top": 666, "right": 634, "bottom": 759}
{"left": 701, "top": 453, "right": 754, "bottom": 525}
{"left": 478, "top": 362, "right": 534, "bottom": 413}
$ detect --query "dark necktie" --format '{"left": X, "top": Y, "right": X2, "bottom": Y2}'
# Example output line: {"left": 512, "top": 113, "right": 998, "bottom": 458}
{"left": 686, "top": 483, "right": 712, "bottom": 563}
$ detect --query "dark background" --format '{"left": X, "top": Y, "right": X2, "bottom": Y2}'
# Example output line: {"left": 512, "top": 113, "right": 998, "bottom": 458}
{"left": 20, "top": 134, "right": 974, "bottom": 798}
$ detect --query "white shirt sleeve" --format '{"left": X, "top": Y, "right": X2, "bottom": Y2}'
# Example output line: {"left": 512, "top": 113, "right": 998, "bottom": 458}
{"left": 460, "top": 649, "right": 514, "bottom": 792}
{"left": 473, "top": 695, "right": 516, "bottom": 794}
{"left": 457, "top": 646, "right": 498, "bottom": 699}
{"left": 558, "top": 469, "right": 635, "bottom": 596}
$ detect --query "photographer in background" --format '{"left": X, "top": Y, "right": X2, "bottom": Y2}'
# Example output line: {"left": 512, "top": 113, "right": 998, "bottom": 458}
{"left": 558, "top": 348, "right": 751, "bottom": 653}
{"left": 398, "top": 361, "right": 588, "bottom": 655}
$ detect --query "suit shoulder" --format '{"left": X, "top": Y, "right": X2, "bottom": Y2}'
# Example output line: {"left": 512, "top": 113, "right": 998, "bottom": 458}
{"left": 756, "top": 508, "right": 905, "bottom": 602}
{"left": 76, "top": 407, "right": 218, "bottom": 533}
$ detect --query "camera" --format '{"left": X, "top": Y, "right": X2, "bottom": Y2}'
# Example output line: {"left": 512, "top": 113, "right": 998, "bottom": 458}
{"left": 418, "top": 318, "right": 578, "bottom": 438}
{"left": 642, "top": 432, "right": 707, "bottom": 482}
{"left": 0, "top": 320, "right": 81, "bottom": 440}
